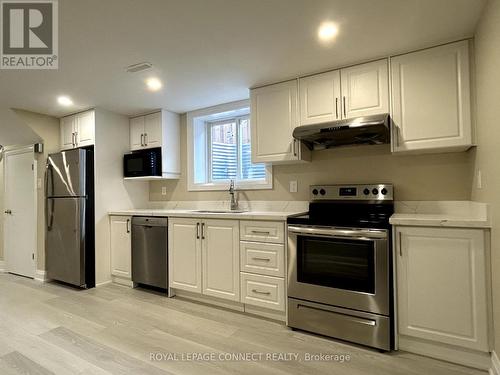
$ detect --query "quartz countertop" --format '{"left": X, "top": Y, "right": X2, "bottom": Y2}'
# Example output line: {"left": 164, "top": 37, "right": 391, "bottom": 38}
{"left": 108, "top": 208, "right": 305, "bottom": 221}
{"left": 109, "top": 200, "right": 309, "bottom": 221}
{"left": 389, "top": 201, "right": 491, "bottom": 228}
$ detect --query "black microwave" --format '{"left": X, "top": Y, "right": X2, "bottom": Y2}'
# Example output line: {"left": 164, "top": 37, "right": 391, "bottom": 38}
{"left": 124, "top": 148, "right": 162, "bottom": 178}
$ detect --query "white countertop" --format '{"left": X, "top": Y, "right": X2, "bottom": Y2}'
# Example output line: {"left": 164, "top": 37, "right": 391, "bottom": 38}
{"left": 390, "top": 201, "right": 491, "bottom": 228}
{"left": 109, "top": 200, "right": 308, "bottom": 221}
{"left": 108, "top": 209, "right": 304, "bottom": 220}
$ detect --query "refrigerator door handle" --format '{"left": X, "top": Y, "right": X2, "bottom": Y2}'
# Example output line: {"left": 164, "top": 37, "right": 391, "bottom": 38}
{"left": 45, "top": 163, "right": 55, "bottom": 230}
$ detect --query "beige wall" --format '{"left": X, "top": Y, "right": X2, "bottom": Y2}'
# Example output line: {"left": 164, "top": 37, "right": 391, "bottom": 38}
{"left": 151, "top": 114, "right": 475, "bottom": 202}
{"left": 12, "top": 109, "right": 60, "bottom": 270}
{"left": 471, "top": 0, "right": 500, "bottom": 354}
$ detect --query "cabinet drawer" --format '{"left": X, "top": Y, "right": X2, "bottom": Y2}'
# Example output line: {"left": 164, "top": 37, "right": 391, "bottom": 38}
{"left": 240, "top": 221, "right": 284, "bottom": 244}
{"left": 240, "top": 241, "right": 284, "bottom": 277}
{"left": 240, "top": 273, "right": 285, "bottom": 312}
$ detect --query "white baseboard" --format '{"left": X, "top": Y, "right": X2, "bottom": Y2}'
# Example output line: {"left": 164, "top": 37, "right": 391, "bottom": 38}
{"left": 490, "top": 351, "right": 500, "bottom": 375}
{"left": 399, "top": 335, "right": 491, "bottom": 370}
{"left": 34, "top": 269, "right": 48, "bottom": 282}
{"left": 0, "top": 260, "right": 6, "bottom": 273}
{"left": 173, "top": 289, "right": 244, "bottom": 312}
{"left": 111, "top": 276, "right": 133, "bottom": 288}
{"left": 96, "top": 280, "right": 112, "bottom": 287}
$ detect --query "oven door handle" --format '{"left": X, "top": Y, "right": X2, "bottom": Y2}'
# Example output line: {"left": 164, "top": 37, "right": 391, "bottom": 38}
{"left": 287, "top": 226, "right": 387, "bottom": 240}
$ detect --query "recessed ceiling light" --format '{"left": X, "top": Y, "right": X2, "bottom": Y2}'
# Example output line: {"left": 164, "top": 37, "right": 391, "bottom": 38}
{"left": 146, "top": 77, "right": 162, "bottom": 92}
{"left": 57, "top": 96, "right": 73, "bottom": 106}
{"left": 318, "top": 21, "right": 339, "bottom": 42}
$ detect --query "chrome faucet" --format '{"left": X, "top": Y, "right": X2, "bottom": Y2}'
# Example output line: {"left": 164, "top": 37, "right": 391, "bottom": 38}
{"left": 229, "top": 180, "right": 238, "bottom": 210}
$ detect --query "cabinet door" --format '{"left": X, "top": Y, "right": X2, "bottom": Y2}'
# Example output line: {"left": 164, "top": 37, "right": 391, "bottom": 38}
{"left": 251, "top": 80, "right": 304, "bottom": 163}
{"left": 391, "top": 41, "right": 472, "bottom": 153}
{"left": 168, "top": 218, "right": 202, "bottom": 293}
{"left": 130, "top": 116, "right": 145, "bottom": 151}
{"left": 340, "top": 59, "right": 389, "bottom": 119}
{"left": 60, "top": 116, "right": 76, "bottom": 150}
{"left": 144, "top": 112, "right": 162, "bottom": 149}
{"left": 110, "top": 216, "right": 132, "bottom": 279}
{"left": 76, "top": 110, "right": 95, "bottom": 147}
{"left": 396, "top": 226, "right": 489, "bottom": 351}
{"left": 202, "top": 219, "right": 240, "bottom": 301}
{"left": 299, "top": 70, "right": 341, "bottom": 125}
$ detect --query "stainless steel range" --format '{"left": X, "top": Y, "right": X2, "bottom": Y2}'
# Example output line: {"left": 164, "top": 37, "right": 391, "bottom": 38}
{"left": 287, "top": 184, "right": 394, "bottom": 351}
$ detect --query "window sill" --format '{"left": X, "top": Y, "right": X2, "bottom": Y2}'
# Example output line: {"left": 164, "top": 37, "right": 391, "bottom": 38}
{"left": 188, "top": 181, "right": 273, "bottom": 192}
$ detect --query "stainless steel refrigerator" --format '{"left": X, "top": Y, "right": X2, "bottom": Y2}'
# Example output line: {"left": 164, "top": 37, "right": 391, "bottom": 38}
{"left": 46, "top": 148, "right": 95, "bottom": 288}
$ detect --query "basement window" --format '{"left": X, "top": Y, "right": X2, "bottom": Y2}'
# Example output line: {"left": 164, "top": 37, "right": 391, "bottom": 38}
{"left": 187, "top": 100, "right": 272, "bottom": 191}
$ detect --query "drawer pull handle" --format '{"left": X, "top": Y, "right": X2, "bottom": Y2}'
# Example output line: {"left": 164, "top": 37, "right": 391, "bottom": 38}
{"left": 252, "top": 257, "right": 271, "bottom": 262}
{"left": 297, "top": 304, "right": 376, "bottom": 326}
{"left": 252, "top": 289, "right": 271, "bottom": 296}
{"left": 251, "top": 230, "right": 271, "bottom": 235}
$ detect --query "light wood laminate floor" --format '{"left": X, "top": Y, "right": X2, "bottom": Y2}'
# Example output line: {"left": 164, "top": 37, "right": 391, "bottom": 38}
{"left": 0, "top": 273, "right": 486, "bottom": 375}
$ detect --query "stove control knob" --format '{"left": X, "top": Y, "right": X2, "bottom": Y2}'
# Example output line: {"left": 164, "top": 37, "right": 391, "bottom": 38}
{"left": 372, "top": 188, "right": 379, "bottom": 195}
{"left": 363, "top": 188, "right": 370, "bottom": 195}
{"left": 319, "top": 189, "right": 326, "bottom": 196}
{"left": 381, "top": 188, "right": 388, "bottom": 195}
{"left": 312, "top": 189, "right": 319, "bottom": 196}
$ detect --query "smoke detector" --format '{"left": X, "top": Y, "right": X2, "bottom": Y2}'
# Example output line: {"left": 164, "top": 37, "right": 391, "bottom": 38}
{"left": 125, "top": 62, "right": 153, "bottom": 73}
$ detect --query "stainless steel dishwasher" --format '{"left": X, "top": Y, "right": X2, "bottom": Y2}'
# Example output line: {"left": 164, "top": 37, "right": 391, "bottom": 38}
{"left": 132, "top": 217, "right": 168, "bottom": 290}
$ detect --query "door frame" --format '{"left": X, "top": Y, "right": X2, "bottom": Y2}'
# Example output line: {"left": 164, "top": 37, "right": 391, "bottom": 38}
{"left": 3, "top": 145, "right": 38, "bottom": 278}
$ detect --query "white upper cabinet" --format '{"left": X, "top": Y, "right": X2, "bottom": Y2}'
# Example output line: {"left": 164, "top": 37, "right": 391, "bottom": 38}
{"left": 60, "top": 110, "right": 95, "bottom": 150}
{"left": 60, "top": 116, "right": 77, "bottom": 150}
{"left": 390, "top": 41, "right": 472, "bottom": 153}
{"left": 340, "top": 59, "right": 389, "bottom": 119}
{"left": 131, "top": 112, "right": 163, "bottom": 151}
{"left": 128, "top": 110, "right": 181, "bottom": 179}
{"left": 395, "top": 226, "right": 490, "bottom": 352}
{"left": 299, "top": 70, "right": 341, "bottom": 125}
{"left": 130, "top": 116, "right": 145, "bottom": 151}
{"left": 76, "top": 110, "right": 95, "bottom": 147}
{"left": 297, "top": 60, "right": 389, "bottom": 126}
{"left": 251, "top": 80, "right": 311, "bottom": 164}
{"left": 144, "top": 112, "right": 162, "bottom": 149}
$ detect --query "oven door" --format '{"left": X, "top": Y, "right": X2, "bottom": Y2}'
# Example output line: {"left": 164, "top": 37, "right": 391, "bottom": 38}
{"left": 288, "top": 225, "right": 390, "bottom": 316}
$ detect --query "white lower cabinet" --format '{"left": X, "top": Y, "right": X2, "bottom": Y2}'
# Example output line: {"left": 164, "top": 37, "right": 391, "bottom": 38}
{"left": 202, "top": 220, "right": 240, "bottom": 301}
{"left": 240, "top": 272, "right": 285, "bottom": 312}
{"left": 169, "top": 218, "right": 202, "bottom": 293}
{"left": 395, "top": 226, "right": 490, "bottom": 352}
{"left": 169, "top": 217, "right": 239, "bottom": 301}
{"left": 110, "top": 216, "right": 132, "bottom": 280}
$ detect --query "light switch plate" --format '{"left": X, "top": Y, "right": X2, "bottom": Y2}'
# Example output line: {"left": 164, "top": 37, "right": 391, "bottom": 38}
{"left": 161, "top": 186, "right": 167, "bottom": 195}
{"left": 289, "top": 180, "right": 298, "bottom": 193}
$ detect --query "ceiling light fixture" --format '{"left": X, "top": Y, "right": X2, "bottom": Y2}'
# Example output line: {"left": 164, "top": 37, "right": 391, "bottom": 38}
{"left": 146, "top": 77, "right": 163, "bottom": 91}
{"left": 57, "top": 96, "right": 73, "bottom": 106}
{"left": 318, "top": 21, "right": 339, "bottom": 42}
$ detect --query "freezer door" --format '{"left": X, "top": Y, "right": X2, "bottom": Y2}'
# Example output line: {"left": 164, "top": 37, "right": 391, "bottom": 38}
{"left": 47, "top": 149, "right": 86, "bottom": 197}
{"left": 46, "top": 197, "right": 86, "bottom": 287}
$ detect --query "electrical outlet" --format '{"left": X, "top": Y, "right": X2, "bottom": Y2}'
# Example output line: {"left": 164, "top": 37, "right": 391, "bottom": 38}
{"left": 161, "top": 186, "right": 167, "bottom": 196}
{"left": 289, "top": 180, "right": 298, "bottom": 193}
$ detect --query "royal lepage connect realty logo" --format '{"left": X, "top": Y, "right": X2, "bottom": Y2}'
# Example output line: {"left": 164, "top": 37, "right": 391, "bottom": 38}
{"left": 1, "top": 0, "right": 58, "bottom": 69}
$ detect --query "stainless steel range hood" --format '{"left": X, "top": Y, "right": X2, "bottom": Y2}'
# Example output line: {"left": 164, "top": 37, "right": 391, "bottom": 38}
{"left": 293, "top": 113, "right": 390, "bottom": 150}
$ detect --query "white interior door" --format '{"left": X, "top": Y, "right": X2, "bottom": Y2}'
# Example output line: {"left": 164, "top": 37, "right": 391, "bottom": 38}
{"left": 4, "top": 149, "right": 36, "bottom": 278}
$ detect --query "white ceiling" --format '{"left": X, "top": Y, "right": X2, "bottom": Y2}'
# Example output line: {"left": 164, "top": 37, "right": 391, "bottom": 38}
{"left": 0, "top": 0, "right": 486, "bottom": 119}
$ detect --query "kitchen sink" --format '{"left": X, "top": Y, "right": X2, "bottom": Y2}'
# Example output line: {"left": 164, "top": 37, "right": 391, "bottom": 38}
{"left": 192, "top": 210, "right": 247, "bottom": 214}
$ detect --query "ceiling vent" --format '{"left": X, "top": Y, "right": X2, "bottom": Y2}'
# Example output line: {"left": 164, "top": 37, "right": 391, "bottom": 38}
{"left": 125, "top": 62, "right": 153, "bottom": 73}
